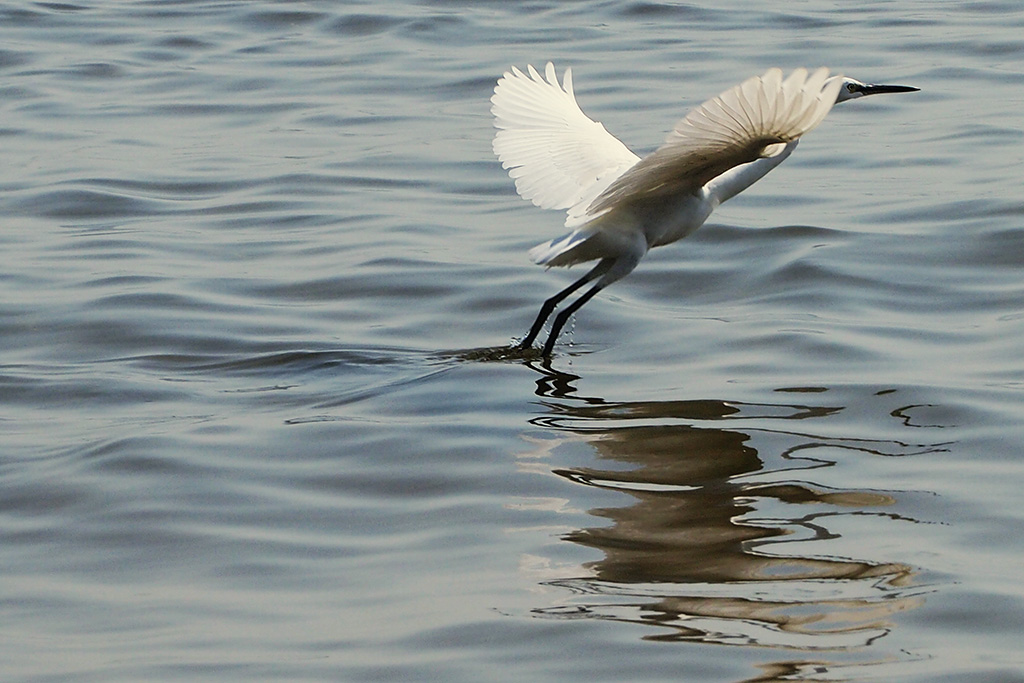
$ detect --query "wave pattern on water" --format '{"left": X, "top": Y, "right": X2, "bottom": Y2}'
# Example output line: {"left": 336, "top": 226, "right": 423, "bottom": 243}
{"left": 2, "top": 1, "right": 1024, "bottom": 682}
{"left": 514, "top": 368, "right": 945, "bottom": 666}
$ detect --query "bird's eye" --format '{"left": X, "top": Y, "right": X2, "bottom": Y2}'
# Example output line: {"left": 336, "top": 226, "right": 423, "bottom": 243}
{"left": 847, "top": 83, "right": 857, "bottom": 92}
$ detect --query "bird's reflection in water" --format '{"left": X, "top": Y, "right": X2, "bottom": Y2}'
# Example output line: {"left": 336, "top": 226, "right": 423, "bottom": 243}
{"left": 520, "top": 361, "right": 939, "bottom": 675}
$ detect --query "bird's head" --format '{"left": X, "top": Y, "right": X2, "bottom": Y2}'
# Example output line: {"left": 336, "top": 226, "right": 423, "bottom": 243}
{"left": 832, "top": 76, "right": 919, "bottom": 104}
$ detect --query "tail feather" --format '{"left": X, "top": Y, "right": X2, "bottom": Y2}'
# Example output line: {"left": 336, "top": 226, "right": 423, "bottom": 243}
{"left": 528, "top": 229, "right": 595, "bottom": 267}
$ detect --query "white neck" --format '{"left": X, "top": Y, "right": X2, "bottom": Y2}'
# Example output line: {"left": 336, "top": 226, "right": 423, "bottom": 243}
{"left": 705, "top": 140, "right": 800, "bottom": 206}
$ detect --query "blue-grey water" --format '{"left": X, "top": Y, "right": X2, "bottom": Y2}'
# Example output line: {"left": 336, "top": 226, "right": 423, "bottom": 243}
{"left": 3, "top": 1, "right": 1024, "bottom": 681}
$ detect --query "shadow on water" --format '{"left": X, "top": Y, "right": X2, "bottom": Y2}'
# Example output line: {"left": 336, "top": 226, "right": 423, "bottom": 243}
{"left": 516, "top": 361, "right": 946, "bottom": 679}
{"left": 156, "top": 340, "right": 946, "bottom": 678}
{"left": 438, "top": 344, "right": 548, "bottom": 363}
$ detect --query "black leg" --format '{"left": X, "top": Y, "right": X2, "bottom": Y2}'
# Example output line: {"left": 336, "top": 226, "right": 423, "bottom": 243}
{"left": 518, "top": 259, "right": 612, "bottom": 350}
{"left": 542, "top": 282, "right": 604, "bottom": 356}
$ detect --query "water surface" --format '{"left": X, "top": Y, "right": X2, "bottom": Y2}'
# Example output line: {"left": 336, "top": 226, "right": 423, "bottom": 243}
{"left": 2, "top": 1, "right": 1024, "bottom": 681}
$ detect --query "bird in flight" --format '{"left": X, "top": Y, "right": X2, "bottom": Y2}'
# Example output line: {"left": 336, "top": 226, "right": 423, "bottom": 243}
{"left": 491, "top": 63, "right": 917, "bottom": 356}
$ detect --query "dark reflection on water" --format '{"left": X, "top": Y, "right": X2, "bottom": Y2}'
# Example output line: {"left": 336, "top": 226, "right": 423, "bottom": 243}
{"left": 523, "top": 363, "right": 937, "bottom": 659}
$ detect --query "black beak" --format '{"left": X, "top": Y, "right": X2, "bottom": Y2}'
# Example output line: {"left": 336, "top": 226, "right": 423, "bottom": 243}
{"left": 860, "top": 83, "right": 920, "bottom": 96}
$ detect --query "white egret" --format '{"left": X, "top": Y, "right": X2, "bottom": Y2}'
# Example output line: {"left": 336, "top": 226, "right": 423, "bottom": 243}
{"left": 491, "top": 63, "right": 917, "bottom": 356}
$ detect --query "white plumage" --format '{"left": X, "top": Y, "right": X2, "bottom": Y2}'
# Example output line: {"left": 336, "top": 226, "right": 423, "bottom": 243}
{"left": 491, "top": 63, "right": 917, "bottom": 356}
{"left": 492, "top": 63, "right": 639, "bottom": 225}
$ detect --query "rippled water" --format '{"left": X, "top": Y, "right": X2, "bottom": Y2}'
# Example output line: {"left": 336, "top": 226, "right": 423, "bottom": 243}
{"left": 3, "top": 1, "right": 1024, "bottom": 681}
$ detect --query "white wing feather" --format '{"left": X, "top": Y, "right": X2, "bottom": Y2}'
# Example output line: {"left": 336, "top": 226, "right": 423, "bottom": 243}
{"left": 491, "top": 63, "right": 640, "bottom": 226}
{"left": 588, "top": 67, "right": 843, "bottom": 215}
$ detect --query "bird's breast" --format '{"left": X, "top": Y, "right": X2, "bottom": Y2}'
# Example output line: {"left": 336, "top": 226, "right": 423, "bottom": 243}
{"left": 634, "top": 191, "right": 716, "bottom": 249}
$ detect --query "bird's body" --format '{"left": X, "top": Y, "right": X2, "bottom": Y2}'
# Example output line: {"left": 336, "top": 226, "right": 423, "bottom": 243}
{"left": 491, "top": 63, "right": 917, "bottom": 355}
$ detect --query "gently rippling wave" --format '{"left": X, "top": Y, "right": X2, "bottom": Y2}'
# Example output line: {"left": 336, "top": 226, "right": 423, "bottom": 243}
{"left": 3, "top": 1, "right": 1024, "bottom": 682}
{"left": 514, "top": 367, "right": 943, "bottom": 657}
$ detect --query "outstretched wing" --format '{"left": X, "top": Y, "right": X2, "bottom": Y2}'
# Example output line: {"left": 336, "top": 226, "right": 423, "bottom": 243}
{"left": 491, "top": 63, "right": 641, "bottom": 226}
{"left": 588, "top": 67, "right": 844, "bottom": 216}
